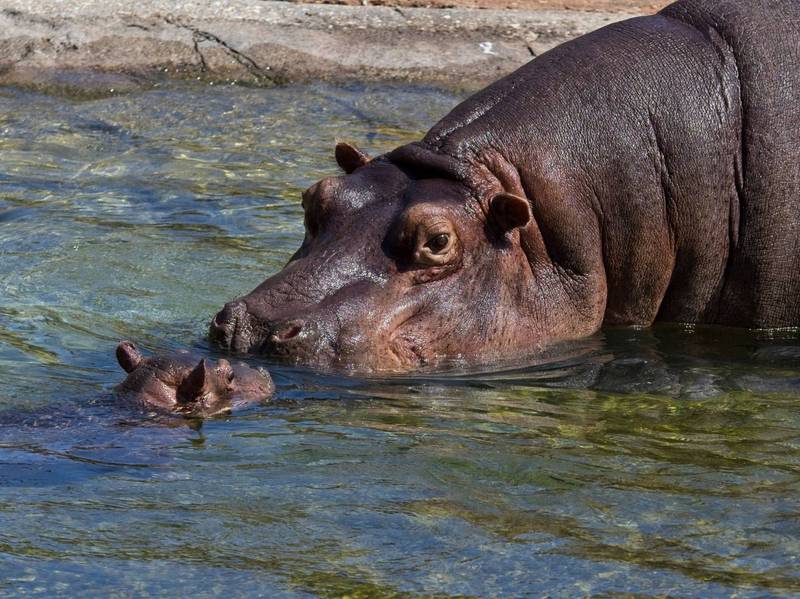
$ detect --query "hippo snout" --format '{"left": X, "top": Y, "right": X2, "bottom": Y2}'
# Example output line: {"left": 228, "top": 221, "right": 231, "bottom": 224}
{"left": 210, "top": 300, "right": 315, "bottom": 356}
{"left": 210, "top": 299, "right": 252, "bottom": 352}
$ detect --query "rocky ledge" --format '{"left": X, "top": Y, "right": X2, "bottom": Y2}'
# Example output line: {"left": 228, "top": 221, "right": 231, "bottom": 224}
{"left": 0, "top": 0, "right": 635, "bottom": 94}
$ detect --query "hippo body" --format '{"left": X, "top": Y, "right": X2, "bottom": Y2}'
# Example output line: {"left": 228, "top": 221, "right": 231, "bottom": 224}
{"left": 115, "top": 342, "right": 274, "bottom": 417}
{"left": 212, "top": 0, "right": 800, "bottom": 372}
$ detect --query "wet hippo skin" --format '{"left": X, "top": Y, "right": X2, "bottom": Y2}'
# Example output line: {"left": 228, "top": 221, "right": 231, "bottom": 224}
{"left": 211, "top": 0, "right": 800, "bottom": 372}
{"left": 115, "top": 341, "right": 274, "bottom": 417}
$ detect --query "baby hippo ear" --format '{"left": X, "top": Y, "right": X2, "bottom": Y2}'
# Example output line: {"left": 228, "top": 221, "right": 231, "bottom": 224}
{"left": 335, "top": 142, "right": 370, "bottom": 174}
{"left": 489, "top": 192, "right": 532, "bottom": 234}
{"left": 116, "top": 341, "right": 143, "bottom": 373}
{"left": 178, "top": 359, "right": 209, "bottom": 402}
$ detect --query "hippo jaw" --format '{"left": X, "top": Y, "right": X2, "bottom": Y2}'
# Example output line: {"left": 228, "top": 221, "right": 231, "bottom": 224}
{"left": 210, "top": 291, "right": 439, "bottom": 372}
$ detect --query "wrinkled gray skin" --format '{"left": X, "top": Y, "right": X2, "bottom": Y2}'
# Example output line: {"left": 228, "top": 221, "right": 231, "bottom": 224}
{"left": 211, "top": 0, "right": 800, "bottom": 373}
{"left": 114, "top": 341, "right": 274, "bottom": 417}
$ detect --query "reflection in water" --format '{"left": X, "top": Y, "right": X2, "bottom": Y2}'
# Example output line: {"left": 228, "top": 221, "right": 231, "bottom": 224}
{"left": 0, "top": 83, "right": 799, "bottom": 597}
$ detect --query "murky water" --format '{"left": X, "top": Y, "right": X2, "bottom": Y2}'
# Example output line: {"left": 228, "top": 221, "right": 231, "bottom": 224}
{"left": 1, "top": 82, "right": 799, "bottom": 597}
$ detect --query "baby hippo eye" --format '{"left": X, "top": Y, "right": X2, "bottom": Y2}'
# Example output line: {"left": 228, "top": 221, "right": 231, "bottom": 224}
{"left": 425, "top": 233, "right": 450, "bottom": 254}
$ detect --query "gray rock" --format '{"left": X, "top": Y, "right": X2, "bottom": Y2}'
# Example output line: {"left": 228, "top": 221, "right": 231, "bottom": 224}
{"left": 0, "top": 0, "right": 631, "bottom": 94}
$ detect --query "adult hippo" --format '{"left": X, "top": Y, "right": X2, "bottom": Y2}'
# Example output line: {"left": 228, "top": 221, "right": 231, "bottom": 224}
{"left": 211, "top": 0, "right": 800, "bottom": 372}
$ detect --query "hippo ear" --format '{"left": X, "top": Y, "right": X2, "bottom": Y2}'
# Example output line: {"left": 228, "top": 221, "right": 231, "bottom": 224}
{"left": 489, "top": 192, "right": 531, "bottom": 234}
{"left": 116, "top": 341, "right": 143, "bottom": 373}
{"left": 335, "top": 142, "right": 370, "bottom": 174}
{"left": 178, "top": 359, "right": 209, "bottom": 402}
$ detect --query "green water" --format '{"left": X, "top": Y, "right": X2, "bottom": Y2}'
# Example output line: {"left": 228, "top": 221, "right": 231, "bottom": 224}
{"left": 0, "top": 82, "right": 799, "bottom": 597}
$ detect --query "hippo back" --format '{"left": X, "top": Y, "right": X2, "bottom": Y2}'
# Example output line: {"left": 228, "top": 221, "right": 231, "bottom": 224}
{"left": 399, "top": 0, "right": 800, "bottom": 328}
{"left": 660, "top": 0, "right": 800, "bottom": 326}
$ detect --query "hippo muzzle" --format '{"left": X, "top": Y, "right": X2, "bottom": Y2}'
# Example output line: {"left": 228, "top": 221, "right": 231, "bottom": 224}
{"left": 210, "top": 299, "right": 255, "bottom": 353}
{"left": 210, "top": 298, "right": 327, "bottom": 363}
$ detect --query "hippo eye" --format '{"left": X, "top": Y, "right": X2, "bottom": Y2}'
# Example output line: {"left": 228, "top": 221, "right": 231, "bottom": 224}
{"left": 425, "top": 233, "right": 450, "bottom": 254}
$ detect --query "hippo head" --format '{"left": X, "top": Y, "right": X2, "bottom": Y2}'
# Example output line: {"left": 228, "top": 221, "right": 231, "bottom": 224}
{"left": 115, "top": 341, "right": 274, "bottom": 417}
{"left": 210, "top": 142, "right": 605, "bottom": 372}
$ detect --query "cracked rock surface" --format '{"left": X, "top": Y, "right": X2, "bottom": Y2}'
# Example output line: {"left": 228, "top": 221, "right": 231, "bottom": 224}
{"left": 0, "top": 0, "right": 633, "bottom": 94}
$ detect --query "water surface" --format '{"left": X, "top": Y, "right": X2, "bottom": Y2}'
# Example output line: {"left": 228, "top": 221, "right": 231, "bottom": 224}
{"left": 1, "top": 82, "right": 799, "bottom": 597}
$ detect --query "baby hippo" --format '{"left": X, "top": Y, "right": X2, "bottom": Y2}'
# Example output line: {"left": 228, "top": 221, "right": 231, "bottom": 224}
{"left": 115, "top": 341, "right": 274, "bottom": 417}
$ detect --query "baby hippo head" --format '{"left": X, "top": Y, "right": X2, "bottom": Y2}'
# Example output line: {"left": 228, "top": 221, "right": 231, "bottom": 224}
{"left": 115, "top": 341, "right": 274, "bottom": 418}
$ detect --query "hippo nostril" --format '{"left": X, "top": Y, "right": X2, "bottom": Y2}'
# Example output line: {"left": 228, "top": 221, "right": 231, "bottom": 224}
{"left": 281, "top": 326, "right": 302, "bottom": 340}
{"left": 271, "top": 321, "right": 304, "bottom": 343}
{"left": 210, "top": 300, "right": 249, "bottom": 349}
{"left": 214, "top": 300, "right": 246, "bottom": 327}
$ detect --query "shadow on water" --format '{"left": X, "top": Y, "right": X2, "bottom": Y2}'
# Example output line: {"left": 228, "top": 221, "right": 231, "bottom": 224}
{"left": 0, "top": 82, "right": 799, "bottom": 597}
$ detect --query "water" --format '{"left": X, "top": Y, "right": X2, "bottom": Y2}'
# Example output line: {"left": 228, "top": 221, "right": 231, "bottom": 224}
{"left": 0, "top": 82, "right": 799, "bottom": 597}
